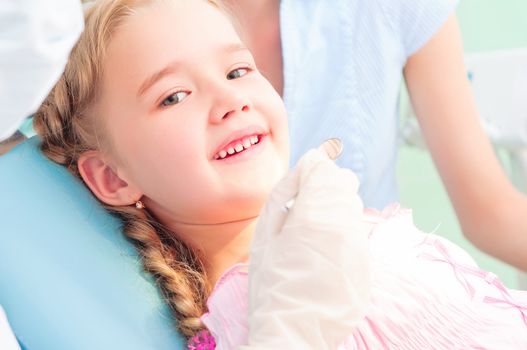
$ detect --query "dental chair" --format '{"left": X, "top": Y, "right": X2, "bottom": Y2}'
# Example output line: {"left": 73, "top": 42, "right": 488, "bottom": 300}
{"left": 400, "top": 48, "right": 527, "bottom": 288}
{"left": 0, "top": 138, "right": 186, "bottom": 349}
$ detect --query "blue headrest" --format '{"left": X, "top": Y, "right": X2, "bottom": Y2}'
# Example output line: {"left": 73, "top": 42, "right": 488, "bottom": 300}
{"left": 0, "top": 137, "right": 185, "bottom": 349}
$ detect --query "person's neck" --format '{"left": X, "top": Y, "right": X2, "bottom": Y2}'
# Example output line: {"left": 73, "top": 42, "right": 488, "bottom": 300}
{"left": 165, "top": 216, "right": 256, "bottom": 288}
{"left": 221, "top": 0, "right": 279, "bottom": 22}
{"left": 221, "top": 0, "right": 280, "bottom": 41}
{"left": 221, "top": 0, "right": 284, "bottom": 95}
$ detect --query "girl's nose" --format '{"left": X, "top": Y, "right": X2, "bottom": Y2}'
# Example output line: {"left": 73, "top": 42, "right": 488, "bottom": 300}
{"left": 208, "top": 84, "right": 251, "bottom": 123}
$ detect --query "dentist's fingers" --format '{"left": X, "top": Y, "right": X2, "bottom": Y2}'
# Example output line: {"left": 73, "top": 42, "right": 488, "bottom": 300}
{"left": 251, "top": 163, "right": 300, "bottom": 250}
{"left": 252, "top": 139, "right": 342, "bottom": 249}
{"left": 287, "top": 158, "right": 362, "bottom": 235}
{"left": 319, "top": 138, "right": 343, "bottom": 160}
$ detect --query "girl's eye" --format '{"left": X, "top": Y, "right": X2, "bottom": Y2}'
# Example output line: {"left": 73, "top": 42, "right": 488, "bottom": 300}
{"left": 160, "top": 91, "right": 189, "bottom": 107}
{"left": 227, "top": 67, "right": 249, "bottom": 80}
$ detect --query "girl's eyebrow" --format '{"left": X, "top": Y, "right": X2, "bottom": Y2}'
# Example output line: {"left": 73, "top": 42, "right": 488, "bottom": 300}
{"left": 222, "top": 42, "right": 249, "bottom": 55}
{"left": 137, "top": 62, "right": 180, "bottom": 98}
{"left": 137, "top": 43, "right": 250, "bottom": 98}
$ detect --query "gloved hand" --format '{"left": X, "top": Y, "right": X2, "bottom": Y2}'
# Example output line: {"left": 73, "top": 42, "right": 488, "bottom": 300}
{"left": 240, "top": 140, "right": 371, "bottom": 350}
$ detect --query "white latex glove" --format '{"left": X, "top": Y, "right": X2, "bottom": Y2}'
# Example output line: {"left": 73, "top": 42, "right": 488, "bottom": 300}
{"left": 239, "top": 142, "right": 371, "bottom": 350}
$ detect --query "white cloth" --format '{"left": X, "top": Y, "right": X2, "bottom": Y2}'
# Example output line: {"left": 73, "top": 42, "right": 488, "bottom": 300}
{"left": 0, "top": 306, "right": 20, "bottom": 350}
{"left": 0, "top": 0, "right": 84, "bottom": 141}
{"left": 280, "top": 0, "right": 459, "bottom": 208}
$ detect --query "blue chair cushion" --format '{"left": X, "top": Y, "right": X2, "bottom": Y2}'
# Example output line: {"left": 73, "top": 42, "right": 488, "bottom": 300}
{"left": 0, "top": 137, "right": 186, "bottom": 349}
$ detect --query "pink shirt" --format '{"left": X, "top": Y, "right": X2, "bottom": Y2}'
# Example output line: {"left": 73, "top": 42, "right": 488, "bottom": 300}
{"left": 201, "top": 205, "right": 527, "bottom": 349}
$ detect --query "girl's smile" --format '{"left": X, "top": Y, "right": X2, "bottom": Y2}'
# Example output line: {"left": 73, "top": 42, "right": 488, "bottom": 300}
{"left": 214, "top": 134, "right": 268, "bottom": 164}
{"left": 212, "top": 126, "right": 268, "bottom": 163}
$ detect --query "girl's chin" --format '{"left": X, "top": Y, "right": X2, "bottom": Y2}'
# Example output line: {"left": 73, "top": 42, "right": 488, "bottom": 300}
{"left": 225, "top": 197, "right": 267, "bottom": 215}
{"left": 194, "top": 212, "right": 261, "bottom": 226}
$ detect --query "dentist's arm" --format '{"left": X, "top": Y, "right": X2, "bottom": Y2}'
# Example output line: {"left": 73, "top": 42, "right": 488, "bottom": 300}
{"left": 0, "top": 0, "right": 83, "bottom": 141}
{"left": 405, "top": 14, "right": 527, "bottom": 271}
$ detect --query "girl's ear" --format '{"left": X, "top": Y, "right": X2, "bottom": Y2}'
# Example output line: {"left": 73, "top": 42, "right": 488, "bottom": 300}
{"left": 77, "top": 150, "right": 142, "bottom": 207}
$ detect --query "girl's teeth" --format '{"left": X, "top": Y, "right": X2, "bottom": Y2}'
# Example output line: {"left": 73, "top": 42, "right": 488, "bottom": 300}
{"left": 215, "top": 135, "right": 261, "bottom": 159}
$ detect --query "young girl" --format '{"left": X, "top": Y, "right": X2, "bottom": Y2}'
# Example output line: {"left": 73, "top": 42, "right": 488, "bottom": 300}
{"left": 34, "top": 0, "right": 527, "bottom": 349}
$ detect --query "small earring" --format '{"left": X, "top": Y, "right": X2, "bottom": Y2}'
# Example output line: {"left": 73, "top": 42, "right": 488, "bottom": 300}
{"left": 135, "top": 200, "right": 145, "bottom": 209}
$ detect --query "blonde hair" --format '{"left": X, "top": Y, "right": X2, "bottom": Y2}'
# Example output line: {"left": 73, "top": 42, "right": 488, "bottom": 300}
{"left": 34, "top": 0, "right": 223, "bottom": 338}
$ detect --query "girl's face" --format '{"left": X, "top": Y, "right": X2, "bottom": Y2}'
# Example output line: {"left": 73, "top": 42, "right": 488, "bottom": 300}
{"left": 96, "top": 0, "right": 289, "bottom": 225}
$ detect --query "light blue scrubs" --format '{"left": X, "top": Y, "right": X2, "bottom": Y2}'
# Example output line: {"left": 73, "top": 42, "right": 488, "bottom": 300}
{"left": 280, "top": 0, "right": 459, "bottom": 209}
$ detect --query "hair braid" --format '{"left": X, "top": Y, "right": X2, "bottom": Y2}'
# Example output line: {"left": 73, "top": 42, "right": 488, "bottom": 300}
{"left": 33, "top": 0, "right": 223, "bottom": 339}
{"left": 111, "top": 206, "right": 208, "bottom": 336}
{"left": 35, "top": 82, "right": 210, "bottom": 338}
{"left": 34, "top": 76, "right": 81, "bottom": 174}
